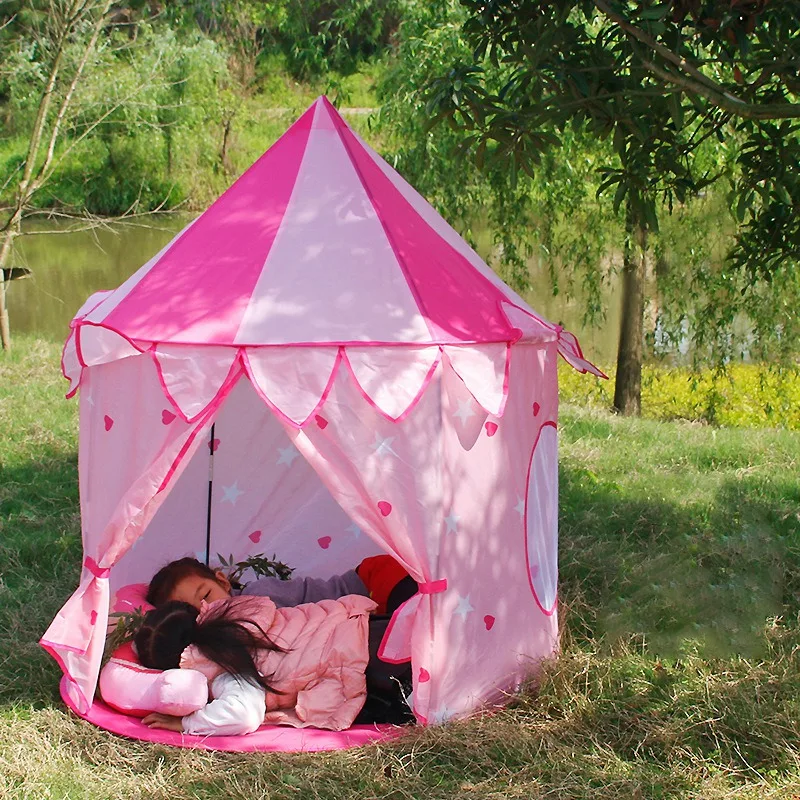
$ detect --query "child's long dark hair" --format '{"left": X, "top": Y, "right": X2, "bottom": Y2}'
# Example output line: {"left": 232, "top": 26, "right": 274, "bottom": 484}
{"left": 135, "top": 600, "right": 285, "bottom": 693}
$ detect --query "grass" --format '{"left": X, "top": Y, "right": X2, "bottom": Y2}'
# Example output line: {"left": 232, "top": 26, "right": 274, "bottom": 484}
{"left": 2, "top": 337, "right": 800, "bottom": 799}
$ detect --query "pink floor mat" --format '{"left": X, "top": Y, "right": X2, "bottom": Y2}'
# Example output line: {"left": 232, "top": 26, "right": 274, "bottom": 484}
{"left": 60, "top": 676, "right": 406, "bottom": 752}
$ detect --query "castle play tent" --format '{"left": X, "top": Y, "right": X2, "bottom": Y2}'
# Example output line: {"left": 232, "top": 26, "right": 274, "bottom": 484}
{"left": 41, "top": 96, "right": 602, "bottom": 749}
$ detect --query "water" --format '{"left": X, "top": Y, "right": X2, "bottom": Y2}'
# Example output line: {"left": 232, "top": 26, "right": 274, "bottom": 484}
{"left": 8, "top": 217, "right": 188, "bottom": 343}
{"left": 7, "top": 217, "right": 621, "bottom": 364}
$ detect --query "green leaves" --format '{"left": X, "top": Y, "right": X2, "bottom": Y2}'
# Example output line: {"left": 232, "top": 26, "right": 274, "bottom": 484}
{"left": 216, "top": 552, "right": 295, "bottom": 591}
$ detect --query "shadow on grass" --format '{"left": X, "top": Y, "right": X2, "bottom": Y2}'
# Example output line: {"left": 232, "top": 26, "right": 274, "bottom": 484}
{"left": 559, "top": 459, "right": 800, "bottom": 659}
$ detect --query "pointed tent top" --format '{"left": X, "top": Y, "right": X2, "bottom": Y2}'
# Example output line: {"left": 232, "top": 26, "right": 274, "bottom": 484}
{"left": 80, "top": 95, "right": 551, "bottom": 348}
{"left": 65, "top": 97, "right": 602, "bottom": 425}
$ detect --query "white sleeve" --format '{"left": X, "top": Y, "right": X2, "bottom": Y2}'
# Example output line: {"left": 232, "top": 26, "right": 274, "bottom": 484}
{"left": 182, "top": 673, "right": 265, "bottom": 736}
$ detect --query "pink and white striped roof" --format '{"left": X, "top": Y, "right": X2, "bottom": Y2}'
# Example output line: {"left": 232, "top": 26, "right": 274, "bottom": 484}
{"left": 64, "top": 97, "right": 601, "bottom": 425}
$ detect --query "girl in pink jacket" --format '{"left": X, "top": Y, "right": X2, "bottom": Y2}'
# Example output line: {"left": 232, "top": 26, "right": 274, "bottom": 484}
{"left": 134, "top": 594, "right": 413, "bottom": 734}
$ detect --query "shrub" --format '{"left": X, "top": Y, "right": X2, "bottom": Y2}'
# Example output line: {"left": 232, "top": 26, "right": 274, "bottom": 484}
{"left": 560, "top": 363, "right": 800, "bottom": 430}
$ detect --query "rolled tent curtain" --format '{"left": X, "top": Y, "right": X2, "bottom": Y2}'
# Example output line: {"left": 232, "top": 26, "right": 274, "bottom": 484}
{"left": 281, "top": 352, "right": 450, "bottom": 721}
{"left": 40, "top": 353, "right": 216, "bottom": 712}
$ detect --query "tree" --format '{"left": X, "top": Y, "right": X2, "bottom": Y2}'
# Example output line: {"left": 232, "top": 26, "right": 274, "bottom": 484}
{"left": 0, "top": 3, "right": 234, "bottom": 350}
{"left": 0, "top": 0, "right": 114, "bottom": 351}
{"left": 424, "top": 0, "right": 800, "bottom": 413}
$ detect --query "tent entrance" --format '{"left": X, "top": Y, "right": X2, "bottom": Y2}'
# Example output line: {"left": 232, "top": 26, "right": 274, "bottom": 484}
{"left": 111, "top": 375, "right": 386, "bottom": 594}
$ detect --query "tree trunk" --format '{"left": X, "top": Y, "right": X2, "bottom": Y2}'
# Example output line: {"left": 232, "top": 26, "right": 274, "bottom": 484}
{"left": 0, "top": 220, "right": 20, "bottom": 351}
{"left": 0, "top": 273, "right": 9, "bottom": 352}
{"left": 220, "top": 118, "right": 233, "bottom": 174}
{"left": 613, "top": 202, "right": 647, "bottom": 415}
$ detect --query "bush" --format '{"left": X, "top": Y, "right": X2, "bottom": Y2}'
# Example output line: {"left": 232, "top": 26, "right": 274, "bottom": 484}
{"left": 560, "top": 362, "right": 800, "bottom": 430}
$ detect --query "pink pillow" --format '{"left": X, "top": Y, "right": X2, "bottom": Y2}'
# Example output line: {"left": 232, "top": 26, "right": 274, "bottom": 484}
{"left": 99, "top": 584, "right": 208, "bottom": 718}
{"left": 111, "top": 582, "right": 153, "bottom": 615}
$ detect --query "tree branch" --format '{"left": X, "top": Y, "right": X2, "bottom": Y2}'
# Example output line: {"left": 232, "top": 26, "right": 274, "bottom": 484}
{"left": 43, "top": 50, "right": 168, "bottom": 183}
{"left": 642, "top": 57, "right": 800, "bottom": 120}
{"left": 593, "top": 0, "right": 800, "bottom": 120}
{"left": 33, "top": 1, "right": 113, "bottom": 196}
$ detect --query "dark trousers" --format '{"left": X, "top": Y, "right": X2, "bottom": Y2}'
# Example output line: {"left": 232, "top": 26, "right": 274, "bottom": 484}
{"left": 354, "top": 606, "right": 415, "bottom": 725}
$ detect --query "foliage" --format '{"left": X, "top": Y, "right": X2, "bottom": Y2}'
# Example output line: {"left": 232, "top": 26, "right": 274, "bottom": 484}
{"left": 216, "top": 552, "right": 295, "bottom": 590}
{"left": 381, "top": 0, "right": 800, "bottom": 413}
{"left": 269, "top": 0, "right": 404, "bottom": 79}
{"left": 0, "top": 20, "right": 236, "bottom": 216}
{"left": 377, "top": 1, "right": 620, "bottom": 305}
{"left": 103, "top": 606, "right": 148, "bottom": 662}
{"left": 429, "top": 1, "right": 800, "bottom": 274}
{"left": 560, "top": 360, "right": 800, "bottom": 429}
{"left": 169, "top": 0, "right": 403, "bottom": 80}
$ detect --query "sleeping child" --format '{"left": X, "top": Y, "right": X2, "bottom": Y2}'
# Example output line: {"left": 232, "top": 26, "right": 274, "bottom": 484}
{"left": 146, "top": 554, "right": 417, "bottom": 616}
{"left": 134, "top": 593, "right": 414, "bottom": 733}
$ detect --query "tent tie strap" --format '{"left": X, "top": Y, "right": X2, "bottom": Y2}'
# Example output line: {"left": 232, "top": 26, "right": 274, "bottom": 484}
{"left": 418, "top": 579, "right": 447, "bottom": 594}
{"left": 84, "top": 556, "right": 110, "bottom": 579}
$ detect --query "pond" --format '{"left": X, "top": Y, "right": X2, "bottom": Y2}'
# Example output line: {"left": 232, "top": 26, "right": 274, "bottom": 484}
{"left": 7, "top": 216, "right": 622, "bottom": 365}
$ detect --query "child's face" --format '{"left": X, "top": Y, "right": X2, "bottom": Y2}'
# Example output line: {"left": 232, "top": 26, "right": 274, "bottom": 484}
{"left": 167, "top": 571, "right": 231, "bottom": 610}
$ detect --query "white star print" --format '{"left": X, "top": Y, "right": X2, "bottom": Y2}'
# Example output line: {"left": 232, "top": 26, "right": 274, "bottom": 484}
{"left": 453, "top": 594, "right": 474, "bottom": 620}
{"left": 221, "top": 482, "right": 244, "bottom": 505}
{"left": 372, "top": 433, "right": 399, "bottom": 458}
{"left": 444, "top": 513, "right": 460, "bottom": 534}
{"left": 276, "top": 445, "right": 301, "bottom": 467}
{"left": 86, "top": 393, "right": 95, "bottom": 407}
{"left": 346, "top": 522, "right": 362, "bottom": 538}
{"left": 453, "top": 397, "right": 474, "bottom": 425}
{"left": 514, "top": 496, "right": 526, "bottom": 517}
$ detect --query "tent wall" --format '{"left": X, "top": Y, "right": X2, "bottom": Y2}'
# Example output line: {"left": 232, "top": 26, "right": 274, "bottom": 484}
{"left": 43, "top": 339, "right": 561, "bottom": 723}
{"left": 424, "top": 342, "right": 560, "bottom": 721}
{"left": 279, "top": 342, "right": 560, "bottom": 722}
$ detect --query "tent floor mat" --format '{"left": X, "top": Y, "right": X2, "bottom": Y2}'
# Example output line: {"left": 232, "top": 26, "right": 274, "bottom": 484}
{"left": 60, "top": 675, "right": 405, "bottom": 752}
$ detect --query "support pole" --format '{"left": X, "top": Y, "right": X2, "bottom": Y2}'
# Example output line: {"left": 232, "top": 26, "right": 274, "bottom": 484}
{"left": 205, "top": 423, "right": 215, "bottom": 566}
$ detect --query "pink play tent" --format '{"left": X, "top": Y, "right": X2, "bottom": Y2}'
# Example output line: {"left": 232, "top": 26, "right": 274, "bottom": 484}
{"left": 41, "top": 96, "right": 602, "bottom": 744}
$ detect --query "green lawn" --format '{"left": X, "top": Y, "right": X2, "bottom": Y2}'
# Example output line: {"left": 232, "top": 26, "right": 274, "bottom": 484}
{"left": 1, "top": 337, "right": 799, "bottom": 799}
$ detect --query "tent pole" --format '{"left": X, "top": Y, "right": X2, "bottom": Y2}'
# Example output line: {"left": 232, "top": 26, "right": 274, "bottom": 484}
{"left": 205, "top": 423, "right": 215, "bottom": 567}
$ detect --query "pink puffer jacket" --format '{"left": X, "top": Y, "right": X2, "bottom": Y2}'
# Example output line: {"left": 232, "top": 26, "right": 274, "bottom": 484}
{"left": 180, "top": 593, "right": 377, "bottom": 731}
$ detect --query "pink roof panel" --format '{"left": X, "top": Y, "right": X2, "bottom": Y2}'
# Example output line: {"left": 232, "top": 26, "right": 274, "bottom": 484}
{"left": 100, "top": 105, "right": 315, "bottom": 343}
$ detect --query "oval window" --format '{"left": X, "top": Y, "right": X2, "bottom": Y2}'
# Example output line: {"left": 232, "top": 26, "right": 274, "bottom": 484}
{"left": 524, "top": 422, "right": 558, "bottom": 615}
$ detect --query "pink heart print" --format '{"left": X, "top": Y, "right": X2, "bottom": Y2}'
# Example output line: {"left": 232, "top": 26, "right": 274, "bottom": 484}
{"left": 209, "top": 438, "right": 221, "bottom": 453}
{"left": 317, "top": 536, "right": 332, "bottom": 549}
{"left": 485, "top": 421, "right": 498, "bottom": 437}
{"left": 377, "top": 501, "right": 392, "bottom": 517}
{"left": 249, "top": 530, "right": 262, "bottom": 544}
{"left": 533, "top": 402, "right": 541, "bottom": 416}
{"left": 103, "top": 415, "right": 114, "bottom": 431}
{"left": 315, "top": 415, "right": 328, "bottom": 429}
{"left": 90, "top": 610, "right": 98, "bottom": 626}
{"left": 418, "top": 667, "right": 431, "bottom": 683}
{"left": 161, "top": 409, "right": 176, "bottom": 425}
{"left": 483, "top": 615, "right": 495, "bottom": 631}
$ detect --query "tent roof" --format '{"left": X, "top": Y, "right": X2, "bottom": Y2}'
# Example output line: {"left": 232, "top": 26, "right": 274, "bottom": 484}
{"left": 64, "top": 97, "right": 602, "bottom": 425}
{"left": 79, "top": 96, "right": 568, "bottom": 348}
